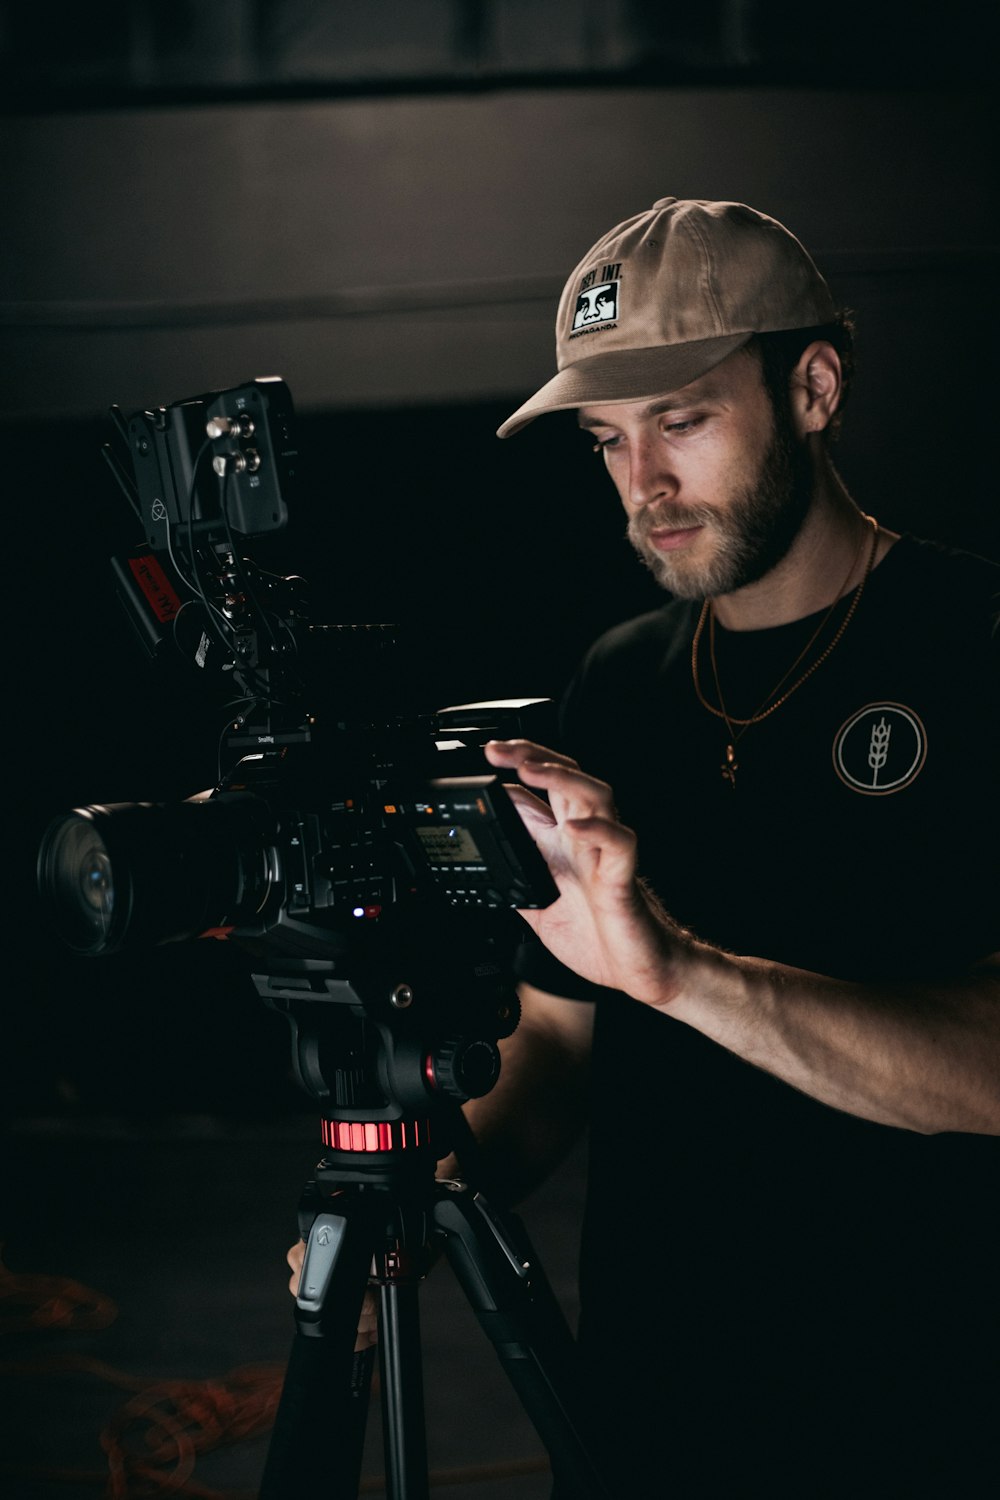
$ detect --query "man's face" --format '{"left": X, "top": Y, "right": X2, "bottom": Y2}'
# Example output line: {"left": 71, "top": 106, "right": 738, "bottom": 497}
{"left": 578, "top": 349, "right": 813, "bottom": 600}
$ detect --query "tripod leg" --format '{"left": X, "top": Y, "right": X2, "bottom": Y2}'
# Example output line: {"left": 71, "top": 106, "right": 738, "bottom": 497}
{"left": 378, "top": 1278, "right": 430, "bottom": 1500}
{"left": 259, "top": 1197, "right": 380, "bottom": 1499}
{"left": 433, "top": 1182, "right": 612, "bottom": 1500}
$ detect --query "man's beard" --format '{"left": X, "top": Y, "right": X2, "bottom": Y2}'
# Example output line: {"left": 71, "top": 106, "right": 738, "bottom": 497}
{"left": 626, "top": 408, "right": 813, "bottom": 600}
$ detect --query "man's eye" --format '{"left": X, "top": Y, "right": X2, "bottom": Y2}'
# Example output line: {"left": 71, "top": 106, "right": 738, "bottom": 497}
{"left": 591, "top": 436, "right": 621, "bottom": 452}
{"left": 663, "top": 417, "right": 702, "bottom": 435}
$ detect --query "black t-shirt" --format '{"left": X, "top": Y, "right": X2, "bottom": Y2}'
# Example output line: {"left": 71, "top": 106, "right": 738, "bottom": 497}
{"left": 522, "top": 536, "right": 1000, "bottom": 1491}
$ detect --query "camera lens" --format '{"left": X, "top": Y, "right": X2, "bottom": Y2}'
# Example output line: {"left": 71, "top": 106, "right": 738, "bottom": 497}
{"left": 79, "top": 848, "right": 113, "bottom": 915}
{"left": 37, "top": 798, "right": 275, "bottom": 957}
{"left": 38, "top": 812, "right": 123, "bottom": 955}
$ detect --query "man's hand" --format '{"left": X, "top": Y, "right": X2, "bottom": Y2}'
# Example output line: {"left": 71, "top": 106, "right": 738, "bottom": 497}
{"left": 286, "top": 1241, "right": 378, "bottom": 1351}
{"left": 484, "top": 739, "right": 685, "bottom": 1006}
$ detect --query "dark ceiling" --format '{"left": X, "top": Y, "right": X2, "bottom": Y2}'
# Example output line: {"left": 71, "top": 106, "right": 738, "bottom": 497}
{"left": 0, "top": 0, "right": 992, "bottom": 110}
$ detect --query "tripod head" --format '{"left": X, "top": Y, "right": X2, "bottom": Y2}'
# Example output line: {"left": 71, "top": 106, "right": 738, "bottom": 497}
{"left": 256, "top": 924, "right": 516, "bottom": 1190}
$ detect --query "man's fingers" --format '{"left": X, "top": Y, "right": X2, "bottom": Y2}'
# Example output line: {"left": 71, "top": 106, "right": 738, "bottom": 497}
{"left": 484, "top": 738, "right": 580, "bottom": 774}
{"left": 356, "top": 1289, "right": 379, "bottom": 1351}
{"left": 487, "top": 742, "right": 631, "bottom": 884}
{"left": 512, "top": 759, "right": 617, "bottom": 823}
{"left": 487, "top": 740, "right": 614, "bottom": 812}
{"left": 563, "top": 815, "right": 639, "bottom": 882}
{"left": 504, "top": 783, "right": 557, "bottom": 830}
{"left": 287, "top": 1240, "right": 305, "bottom": 1296}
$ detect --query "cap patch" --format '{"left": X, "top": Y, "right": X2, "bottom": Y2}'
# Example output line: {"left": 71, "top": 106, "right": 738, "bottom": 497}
{"left": 570, "top": 262, "right": 621, "bottom": 338}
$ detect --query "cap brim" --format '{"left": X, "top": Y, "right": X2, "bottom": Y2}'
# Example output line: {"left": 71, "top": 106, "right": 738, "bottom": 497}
{"left": 496, "top": 332, "right": 753, "bottom": 438}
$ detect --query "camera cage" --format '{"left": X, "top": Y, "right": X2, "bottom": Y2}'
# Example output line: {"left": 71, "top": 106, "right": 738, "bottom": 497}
{"left": 40, "top": 376, "right": 559, "bottom": 1128}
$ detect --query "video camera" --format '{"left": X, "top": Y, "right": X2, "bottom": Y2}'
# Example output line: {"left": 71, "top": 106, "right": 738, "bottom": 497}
{"left": 37, "top": 378, "right": 557, "bottom": 1125}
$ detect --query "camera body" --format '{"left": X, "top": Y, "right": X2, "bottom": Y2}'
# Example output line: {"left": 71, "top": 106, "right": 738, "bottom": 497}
{"left": 39, "top": 701, "right": 557, "bottom": 960}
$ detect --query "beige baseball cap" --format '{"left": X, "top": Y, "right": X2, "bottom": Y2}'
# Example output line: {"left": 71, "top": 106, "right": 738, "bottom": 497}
{"left": 497, "top": 197, "right": 836, "bottom": 438}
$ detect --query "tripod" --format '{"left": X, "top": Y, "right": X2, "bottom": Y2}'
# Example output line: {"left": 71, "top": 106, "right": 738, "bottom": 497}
{"left": 254, "top": 959, "right": 610, "bottom": 1500}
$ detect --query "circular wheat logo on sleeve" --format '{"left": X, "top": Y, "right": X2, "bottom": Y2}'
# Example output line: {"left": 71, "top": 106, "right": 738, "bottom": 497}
{"left": 833, "top": 703, "right": 927, "bottom": 795}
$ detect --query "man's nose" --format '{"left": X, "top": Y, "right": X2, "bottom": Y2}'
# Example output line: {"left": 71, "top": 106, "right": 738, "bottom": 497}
{"left": 627, "top": 439, "right": 678, "bottom": 510}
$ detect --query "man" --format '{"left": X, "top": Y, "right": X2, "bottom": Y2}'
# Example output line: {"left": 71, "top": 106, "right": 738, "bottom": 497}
{"left": 288, "top": 198, "right": 999, "bottom": 1493}
{"left": 473, "top": 199, "right": 1000, "bottom": 1494}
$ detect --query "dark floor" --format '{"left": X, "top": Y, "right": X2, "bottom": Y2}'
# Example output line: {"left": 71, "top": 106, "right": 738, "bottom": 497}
{"left": 0, "top": 1114, "right": 587, "bottom": 1500}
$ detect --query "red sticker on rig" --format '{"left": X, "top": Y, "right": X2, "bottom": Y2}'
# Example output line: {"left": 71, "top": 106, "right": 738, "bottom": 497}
{"left": 128, "top": 553, "right": 182, "bottom": 623}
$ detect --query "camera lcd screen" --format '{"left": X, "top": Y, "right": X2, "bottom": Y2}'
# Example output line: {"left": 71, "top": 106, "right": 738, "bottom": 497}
{"left": 414, "top": 825, "right": 484, "bottom": 864}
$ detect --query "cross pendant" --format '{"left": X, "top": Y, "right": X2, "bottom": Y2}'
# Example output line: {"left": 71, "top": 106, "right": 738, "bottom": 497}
{"left": 721, "top": 743, "right": 738, "bottom": 787}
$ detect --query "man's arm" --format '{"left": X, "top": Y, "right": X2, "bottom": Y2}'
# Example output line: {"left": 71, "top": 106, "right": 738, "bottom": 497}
{"left": 485, "top": 739, "right": 1000, "bottom": 1138}
{"left": 438, "top": 982, "right": 594, "bottom": 1202}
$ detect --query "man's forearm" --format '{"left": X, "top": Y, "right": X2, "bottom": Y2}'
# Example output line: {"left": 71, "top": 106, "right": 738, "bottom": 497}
{"left": 665, "top": 941, "right": 1000, "bottom": 1136}
{"left": 482, "top": 740, "right": 1000, "bottom": 1139}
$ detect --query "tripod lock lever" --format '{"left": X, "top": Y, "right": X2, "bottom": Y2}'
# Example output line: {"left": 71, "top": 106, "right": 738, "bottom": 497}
{"left": 296, "top": 1212, "right": 348, "bottom": 1317}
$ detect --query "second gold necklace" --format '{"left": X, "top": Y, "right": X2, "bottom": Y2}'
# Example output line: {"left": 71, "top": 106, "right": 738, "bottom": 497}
{"left": 691, "top": 514, "right": 880, "bottom": 787}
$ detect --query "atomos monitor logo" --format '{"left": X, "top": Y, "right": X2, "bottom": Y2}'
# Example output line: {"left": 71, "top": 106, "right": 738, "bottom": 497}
{"left": 833, "top": 702, "right": 927, "bottom": 795}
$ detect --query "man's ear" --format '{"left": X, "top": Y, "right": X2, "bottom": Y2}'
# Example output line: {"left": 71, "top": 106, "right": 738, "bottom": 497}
{"left": 789, "top": 340, "right": 842, "bottom": 438}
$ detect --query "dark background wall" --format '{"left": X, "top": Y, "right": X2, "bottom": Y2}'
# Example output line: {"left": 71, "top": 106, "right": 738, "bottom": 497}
{"left": 3, "top": 0, "right": 997, "bottom": 1120}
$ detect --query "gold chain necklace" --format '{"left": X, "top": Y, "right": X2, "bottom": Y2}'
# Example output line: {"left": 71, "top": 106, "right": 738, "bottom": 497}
{"left": 691, "top": 513, "right": 880, "bottom": 787}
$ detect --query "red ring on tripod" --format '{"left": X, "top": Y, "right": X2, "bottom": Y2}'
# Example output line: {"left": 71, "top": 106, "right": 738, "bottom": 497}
{"left": 320, "top": 1119, "right": 433, "bottom": 1153}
